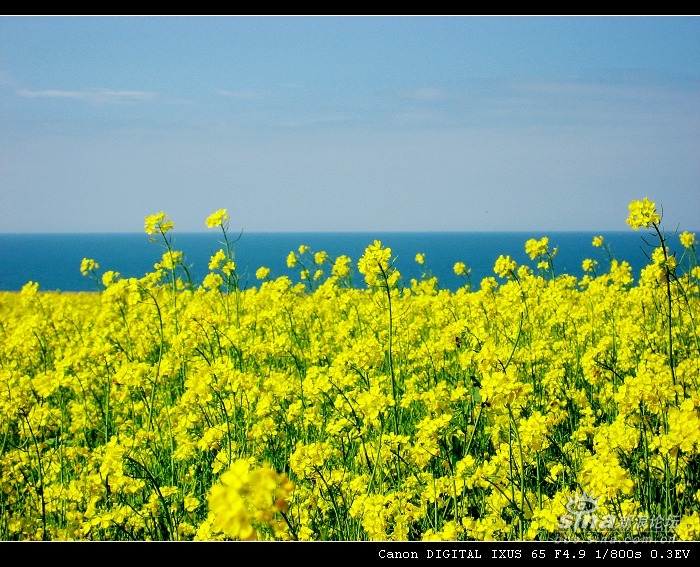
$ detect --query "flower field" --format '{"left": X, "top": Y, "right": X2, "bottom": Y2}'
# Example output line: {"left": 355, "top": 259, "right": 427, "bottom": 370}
{"left": 1, "top": 199, "right": 699, "bottom": 541}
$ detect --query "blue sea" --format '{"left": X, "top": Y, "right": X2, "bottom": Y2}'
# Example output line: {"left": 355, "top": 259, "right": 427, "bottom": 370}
{"left": 0, "top": 231, "right": 669, "bottom": 293}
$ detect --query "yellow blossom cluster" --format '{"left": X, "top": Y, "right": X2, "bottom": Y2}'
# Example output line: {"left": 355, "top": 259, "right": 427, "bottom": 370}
{"left": 202, "top": 459, "right": 293, "bottom": 540}
{"left": 626, "top": 197, "right": 661, "bottom": 230}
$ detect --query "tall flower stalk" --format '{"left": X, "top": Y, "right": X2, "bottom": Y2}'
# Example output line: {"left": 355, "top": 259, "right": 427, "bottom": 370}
{"left": 626, "top": 197, "right": 677, "bottom": 388}
{"left": 357, "top": 240, "right": 402, "bottom": 435}
{"left": 205, "top": 208, "right": 243, "bottom": 325}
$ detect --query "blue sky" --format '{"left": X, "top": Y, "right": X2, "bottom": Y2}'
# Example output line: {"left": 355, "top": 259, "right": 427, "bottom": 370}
{"left": 1, "top": 16, "right": 698, "bottom": 233}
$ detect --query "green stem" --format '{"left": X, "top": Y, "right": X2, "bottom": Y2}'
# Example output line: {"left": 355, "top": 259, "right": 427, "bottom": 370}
{"left": 652, "top": 223, "right": 677, "bottom": 394}
{"left": 377, "top": 262, "right": 399, "bottom": 436}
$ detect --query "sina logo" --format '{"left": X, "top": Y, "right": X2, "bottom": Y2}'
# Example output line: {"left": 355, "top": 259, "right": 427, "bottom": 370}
{"left": 558, "top": 491, "right": 615, "bottom": 532}
{"left": 565, "top": 491, "right": 599, "bottom": 515}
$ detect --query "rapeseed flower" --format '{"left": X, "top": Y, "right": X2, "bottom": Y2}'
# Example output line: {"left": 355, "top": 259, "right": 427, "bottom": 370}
{"left": 580, "top": 453, "right": 635, "bottom": 501}
{"left": 651, "top": 245, "right": 676, "bottom": 270}
{"left": 525, "top": 236, "right": 549, "bottom": 260}
{"left": 680, "top": 231, "right": 696, "bottom": 249}
{"left": 357, "top": 240, "right": 399, "bottom": 288}
{"left": 289, "top": 441, "right": 338, "bottom": 479}
{"left": 331, "top": 255, "right": 352, "bottom": 278}
{"left": 453, "top": 261, "right": 468, "bottom": 276}
{"left": 675, "top": 512, "right": 700, "bottom": 541}
{"left": 203, "top": 273, "right": 223, "bottom": 290}
{"left": 157, "top": 250, "right": 183, "bottom": 271}
{"left": 314, "top": 251, "right": 328, "bottom": 265}
{"left": 493, "top": 255, "right": 517, "bottom": 279}
{"left": 657, "top": 399, "right": 700, "bottom": 456}
{"left": 626, "top": 197, "right": 660, "bottom": 230}
{"left": 80, "top": 257, "right": 99, "bottom": 276}
{"left": 101, "top": 270, "right": 119, "bottom": 287}
{"left": 206, "top": 459, "right": 294, "bottom": 540}
{"left": 222, "top": 260, "right": 235, "bottom": 276}
{"left": 208, "top": 249, "right": 226, "bottom": 270}
{"left": 205, "top": 208, "right": 229, "bottom": 229}
{"left": 144, "top": 211, "right": 173, "bottom": 235}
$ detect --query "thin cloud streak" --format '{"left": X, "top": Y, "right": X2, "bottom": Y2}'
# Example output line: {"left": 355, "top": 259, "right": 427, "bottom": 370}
{"left": 16, "top": 88, "right": 157, "bottom": 104}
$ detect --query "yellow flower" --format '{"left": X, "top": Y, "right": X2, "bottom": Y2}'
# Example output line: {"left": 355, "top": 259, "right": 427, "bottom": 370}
{"left": 256, "top": 266, "right": 270, "bottom": 280}
{"left": 314, "top": 251, "right": 328, "bottom": 265}
{"left": 20, "top": 280, "right": 39, "bottom": 296}
{"left": 626, "top": 198, "right": 660, "bottom": 230}
{"left": 453, "top": 262, "right": 469, "bottom": 276}
{"left": 675, "top": 512, "right": 700, "bottom": 541}
{"left": 493, "top": 255, "right": 516, "bottom": 278}
{"left": 286, "top": 251, "right": 298, "bottom": 268}
{"left": 101, "top": 270, "right": 119, "bottom": 287}
{"left": 205, "top": 208, "right": 229, "bottom": 229}
{"left": 582, "top": 258, "right": 597, "bottom": 272}
{"left": 290, "top": 441, "right": 338, "bottom": 479}
{"left": 158, "top": 250, "right": 183, "bottom": 271}
{"left": 357, "top": 240, "right": 399, "bottom": 288}
{"left": 144, "top": 211, "right": 173, "bottom": 235}
{"left": 222, "top": 261, "right": 236, "bottom": 276}
{"left": 592, "top": 235, "right": 604, "bottom": 247}
{"left": 207, "top": 459, "right": 294, "bottom": 541}
{"left": 184, "top": 496, "right": 199, "bottom": 513}
{"left": 80, "top": 257, "right": 99, "bottom": 276}
{"left": 658, "top": 399, "right": 700, "bottom": 456}
{"left": 525, "top": 237, "right": 549, "bottom": 260}
{"left": 208, "top": 249, "right": 226, "bottom": 271}
{"left": 415, "top": 253, "right": 425, "bottom": 265}
{"left": 680, "top": 231, "right": 696, "bottom": 249}
{"left": 331, "top": 255, "right": 352, "bottom": 278}
{"left": 203, "top": 273, "right": 223, "bottom": 290}
{"left": 651, "top": 246, "right": 676, "bottom": 271}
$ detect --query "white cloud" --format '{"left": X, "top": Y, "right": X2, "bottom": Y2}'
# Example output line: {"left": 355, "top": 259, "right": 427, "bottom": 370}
{"left": 16, "top": 88, "right": 157, "bottom": 104}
